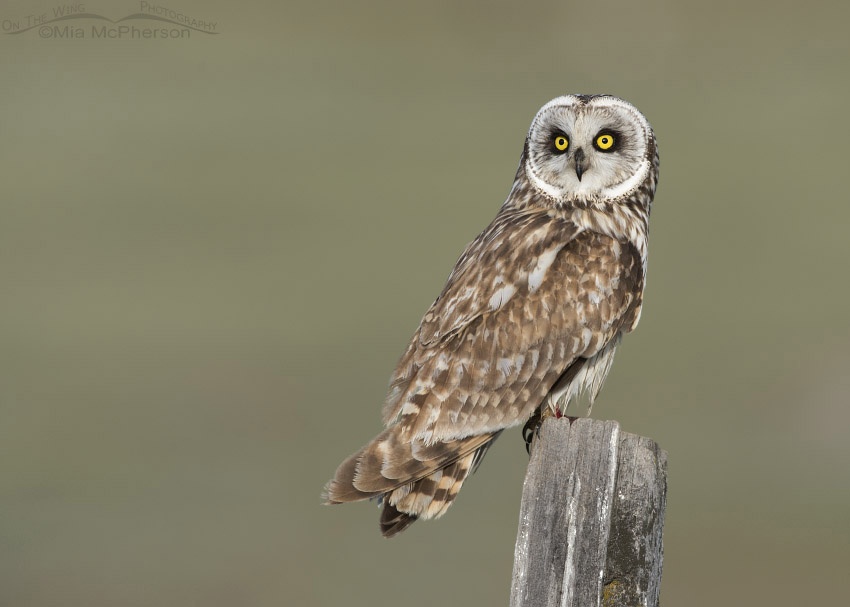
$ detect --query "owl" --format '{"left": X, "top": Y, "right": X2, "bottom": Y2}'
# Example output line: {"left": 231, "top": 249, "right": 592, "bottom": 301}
{"left": 324, "top": 95, "right": 659, "bottom": 537}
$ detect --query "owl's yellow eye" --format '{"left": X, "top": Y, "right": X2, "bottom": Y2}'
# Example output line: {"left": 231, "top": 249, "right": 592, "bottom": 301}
{"left": 595, "top": 133, "right": 615, "bottom": 150}
{"left": 554, "top": 136, "right": 569, "bottom": 152}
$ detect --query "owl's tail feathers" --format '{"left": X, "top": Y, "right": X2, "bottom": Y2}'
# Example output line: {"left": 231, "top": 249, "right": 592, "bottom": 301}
{"left": 323, "top": 427, "right": 500, "bottom": 537}
{"left": 378, "top": 443, "right": 497, "bottom": 537}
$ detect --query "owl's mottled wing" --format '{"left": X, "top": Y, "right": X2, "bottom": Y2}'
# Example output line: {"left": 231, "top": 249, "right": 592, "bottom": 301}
{"left": 381, "top": 207, "right": 643, "bottom": 444}
{"left": 419, "top": 209, "right": 576, "bottom": 347}
{"left": 326, "top": 206, "right": 644, "bottom": 534}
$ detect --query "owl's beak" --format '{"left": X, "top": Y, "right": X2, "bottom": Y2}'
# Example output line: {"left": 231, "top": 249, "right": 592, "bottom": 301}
{"left": 573, "top": 148, "right": 586, "bottom": 182}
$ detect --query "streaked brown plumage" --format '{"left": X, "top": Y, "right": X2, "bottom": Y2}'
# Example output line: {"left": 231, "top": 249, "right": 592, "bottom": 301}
{"left": 324, "top": 95, "right": 660, "bottom": 537}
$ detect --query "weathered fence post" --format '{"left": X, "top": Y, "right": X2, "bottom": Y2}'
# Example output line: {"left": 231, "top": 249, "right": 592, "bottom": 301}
{"left": 510, "top": 418, "right": 667, "bottom": 607}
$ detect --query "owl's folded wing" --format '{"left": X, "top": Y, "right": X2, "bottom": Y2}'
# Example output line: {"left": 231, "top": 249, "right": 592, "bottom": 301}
{"left": 416, "top": 208, "right": 578, "bottom": 347}
{"left": 381, "top": 208, "right": 643, "bottom": 442}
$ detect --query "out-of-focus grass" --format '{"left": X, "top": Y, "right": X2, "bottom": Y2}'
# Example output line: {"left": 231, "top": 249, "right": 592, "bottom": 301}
{"left": 1, "top": 1, "right": 849, "bottom": 605}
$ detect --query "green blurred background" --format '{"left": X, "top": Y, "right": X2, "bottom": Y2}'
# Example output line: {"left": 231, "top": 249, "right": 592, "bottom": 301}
{"left": 2, "top": 0, "right": 849, "bottom": 604}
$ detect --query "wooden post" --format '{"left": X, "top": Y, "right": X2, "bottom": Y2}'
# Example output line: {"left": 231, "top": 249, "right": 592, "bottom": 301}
{"left": 510, "top": 418, "right": 667, "bottom": 607}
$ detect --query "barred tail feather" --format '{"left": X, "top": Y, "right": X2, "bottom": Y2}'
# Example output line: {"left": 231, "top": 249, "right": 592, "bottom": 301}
{"left": 380, "top": 451, "right": 477, "bottom": 537}
{"left": 323, "top": 427, "right": 500, "bottom": 537}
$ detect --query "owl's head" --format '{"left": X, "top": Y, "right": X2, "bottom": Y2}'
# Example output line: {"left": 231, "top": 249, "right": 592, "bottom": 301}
{"left": 523, "top": 95, "right": 656, "bottom": 205}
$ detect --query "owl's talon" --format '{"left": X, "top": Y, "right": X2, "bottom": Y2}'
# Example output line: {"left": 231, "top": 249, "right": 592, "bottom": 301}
{"left": 522, "top": 426, "right": 533, "bottom": 454}
{"left": 522, "top": 409, "right": 544, "bottom": 455}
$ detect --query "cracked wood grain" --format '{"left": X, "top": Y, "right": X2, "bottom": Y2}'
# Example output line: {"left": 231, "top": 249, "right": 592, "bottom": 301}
{"left": 510, "top": 418, "right": 667, "bottom": 607}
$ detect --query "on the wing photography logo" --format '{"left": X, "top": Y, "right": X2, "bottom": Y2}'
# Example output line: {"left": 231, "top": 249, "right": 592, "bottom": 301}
{"left": 2, "top": 2, "right": 218, "bottom": 39}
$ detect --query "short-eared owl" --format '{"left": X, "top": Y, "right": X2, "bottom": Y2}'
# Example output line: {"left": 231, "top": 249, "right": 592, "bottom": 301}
{"left": 324, "top": 95, "right": 659, "bottom": 537}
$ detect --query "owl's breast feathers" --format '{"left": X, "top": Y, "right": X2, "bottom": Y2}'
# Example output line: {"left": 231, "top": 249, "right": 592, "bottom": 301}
{"left": 381, "top": 206, "right": 644, "bottom": 444}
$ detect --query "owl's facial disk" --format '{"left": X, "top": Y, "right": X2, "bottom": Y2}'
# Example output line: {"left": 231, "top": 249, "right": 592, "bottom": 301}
{"left": 524, "top": 96, "right": 652, "bottom": 204}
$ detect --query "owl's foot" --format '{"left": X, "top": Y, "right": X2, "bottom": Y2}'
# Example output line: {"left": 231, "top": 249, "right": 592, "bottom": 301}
{"left": 524, "top": 408, "right": 583, "bottom": 452}
{"left": 553, "top": 407, "right": 580, "bottom": 424}
{"left": 522, "top": 409, "right": 543, "bottom": 455}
